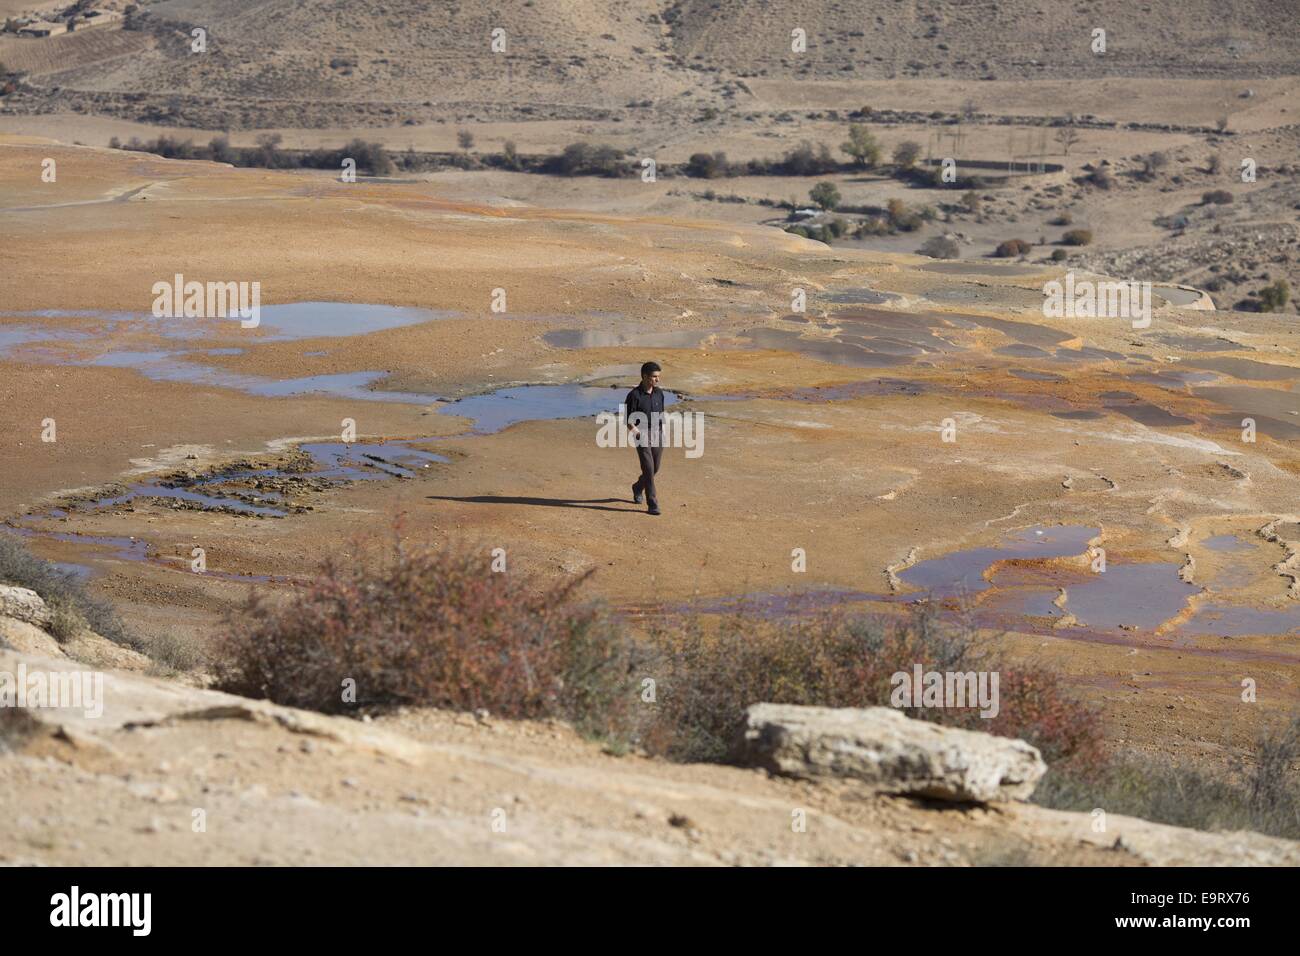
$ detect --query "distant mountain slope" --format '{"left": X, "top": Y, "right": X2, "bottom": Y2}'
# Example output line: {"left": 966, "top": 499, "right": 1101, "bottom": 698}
{"left": 47, "top": 0, "right": 696, "bottom": 107}
{"left": 9, "top": 0, "right": 1298, "bottom": 128}
{"left": 663, "top": 0, "right": 1300, "bottom": 79}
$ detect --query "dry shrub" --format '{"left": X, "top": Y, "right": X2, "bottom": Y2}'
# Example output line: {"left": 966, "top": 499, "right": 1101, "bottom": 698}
{"left": 0, "top": 533, "right": 133, "bottom": 647}
{"left": 212, "top": 534, "right": 1104, "bottom": 773}
{"left": 981, "top": 668, "right": 1105, "bottom": 772}
{"left": 1036, "top": 715, "right": 1300, "bottom": 839}
{"left": 919, "top": 235, "right": 960, "bottom": 259}
{"left": 640, "top": 605, "right": 1105, "bottom": 770}
{"left": 214, "top": 534, "right": 644, "bottom": 739}
{"left": 143, "top": 631, "right": 206, "bottom": 674}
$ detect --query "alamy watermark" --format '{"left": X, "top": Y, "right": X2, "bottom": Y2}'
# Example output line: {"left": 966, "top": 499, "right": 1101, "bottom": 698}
{"left": 151, "top": 273, "right": 261, "bottom": 328}
{"left": 1043, "top": 271, "right": 1151, "bottom": 329}
{"left": 891, "top": 664, "right": 1000, "bottom": 718}
{"left": 50, "top": 886, "right": 150, "bottom": 936}
{"left": 595, "top": 409, "right": 705, "bottom": 458}
{"left": 0, "top": 661, "right": 103, "bottom": 719}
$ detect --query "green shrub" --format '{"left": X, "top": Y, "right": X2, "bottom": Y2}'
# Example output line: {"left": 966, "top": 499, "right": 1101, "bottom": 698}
{"left": 1061, "top": 229, "right": 1093, "bottom": 246}
{"left": 686, "top": 151, "right": 731, "bottom": 178}
{"left": 810, "top": 181, "right": 841, "bottom": 210}
{"left": 1258, "top": 279, "right": 1290, "bottom": 312}
{"left": 877, "top": 198, "right": 918, "bottom": 231}
{"left": 116, "top": 134, "right": 394, "bottom": 175}
{"left": 841, "top": 124, "right": 882, "bottom": 168}
{"left": 549, "top": 142, "right": 629, "bottom": 177}
{"left": 779, "top": 141, "right": 838, "bottom": 176}
{"left": 501, "top": 140, "right": 522, "bottom": 171}
{"left": 1050, "top": 248, "right": 1068, "bottom": 261}
{"left": 1202, "top": 189, "right": 1234, "bottom": 205}
{"left": 339, "top": 138, "right": 394, "bottom": 175}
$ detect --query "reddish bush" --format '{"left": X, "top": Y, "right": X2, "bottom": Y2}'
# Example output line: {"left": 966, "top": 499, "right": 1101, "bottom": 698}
{"left": 994, "top": 238, "right": 1032, "bottom": 257}
{"left": 215, "top": 533, "right": 643, "bottom": 737}
{"left": 641, "top": 605, "right": 1106, "bottom": 770}
{"left": 983, "top": 668, "right": 1106, "bottom": 773}
{"left": 214, "top": 532, "right": 1106, "bottom": 773}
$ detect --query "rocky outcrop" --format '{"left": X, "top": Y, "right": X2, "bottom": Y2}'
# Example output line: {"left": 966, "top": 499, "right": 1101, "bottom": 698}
{"left": 0, "top": 603, "right": 150, "bottom": 671}
{"left": 0, "top": 585, "right": 52, "bottom": 628}
{"left": 61, "top": 630, "right": 151, "bottom": 672}
{"left": 737, "top": 703, "right": 1046, "bottom": 802}
{"left": 0, "top": 617, "right": 63, "bottom": 657}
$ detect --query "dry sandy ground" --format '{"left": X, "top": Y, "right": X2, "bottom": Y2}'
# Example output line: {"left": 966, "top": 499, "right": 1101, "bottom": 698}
{"left": 0, "top": 0, "right": 62, "bottom": 16}
{"left": 4, "top": 71, "right": 1295, "bottom": 309}
{"left": 1, "top": 136, "right": 1298, "bottom": 784}
{"left": 4, "top": 642, "right": 1297, "bottom": 866}
{"left": 5, "top": 3, "right": 1294, "bottom": 305}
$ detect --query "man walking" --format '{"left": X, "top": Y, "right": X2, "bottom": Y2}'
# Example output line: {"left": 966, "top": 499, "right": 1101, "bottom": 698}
{"left": 624, "top": 361, "right": 665, "bottom": 516}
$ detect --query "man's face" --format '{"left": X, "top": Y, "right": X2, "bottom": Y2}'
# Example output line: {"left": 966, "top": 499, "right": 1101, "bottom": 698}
{"left": 643, "top": 369, "right": 660, "bottom": 390}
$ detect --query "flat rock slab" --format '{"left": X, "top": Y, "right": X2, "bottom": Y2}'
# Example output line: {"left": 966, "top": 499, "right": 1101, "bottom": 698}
{"left": 0, "top": 586, "right": 52, "bottom": 628}
{"left": 738, "top": 703, "right": 1046, "bottom": 802}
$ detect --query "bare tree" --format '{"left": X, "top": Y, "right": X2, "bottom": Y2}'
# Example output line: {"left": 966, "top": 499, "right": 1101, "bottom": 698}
{"left": 1054, "top": 125, "right": 1080, "bottom": 155}
{"left": 1053, "top": 113, "right": 1080, "bottom": 156}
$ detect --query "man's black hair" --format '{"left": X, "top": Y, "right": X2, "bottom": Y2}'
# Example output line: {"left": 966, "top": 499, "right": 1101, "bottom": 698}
{"left": 641, "top": 361, "right": 661, "bottom": 377}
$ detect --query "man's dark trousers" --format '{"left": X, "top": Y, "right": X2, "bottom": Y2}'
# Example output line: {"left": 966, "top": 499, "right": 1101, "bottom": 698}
{"left": 633, "top": 444, "right": 663, "bottom": 510}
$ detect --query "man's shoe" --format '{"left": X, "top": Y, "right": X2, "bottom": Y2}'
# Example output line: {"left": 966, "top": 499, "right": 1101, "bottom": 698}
{"left": 632, "top": 484, "right": 643, "bottom": 504}
{"left": 647, "top": 506, "right": 661, "bottom": 516}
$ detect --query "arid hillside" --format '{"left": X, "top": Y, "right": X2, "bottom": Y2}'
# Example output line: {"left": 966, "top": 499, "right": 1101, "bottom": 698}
{"left": 2, "top": 0, "right": 1298, "bottom": 129}
{"left": 665, "top": 0, "right": 1300, "bottom": 80}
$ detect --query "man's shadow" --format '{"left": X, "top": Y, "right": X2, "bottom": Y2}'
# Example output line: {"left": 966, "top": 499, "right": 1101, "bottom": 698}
{"left": 427, "top": 494, "right": 640, "bottom": 513}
